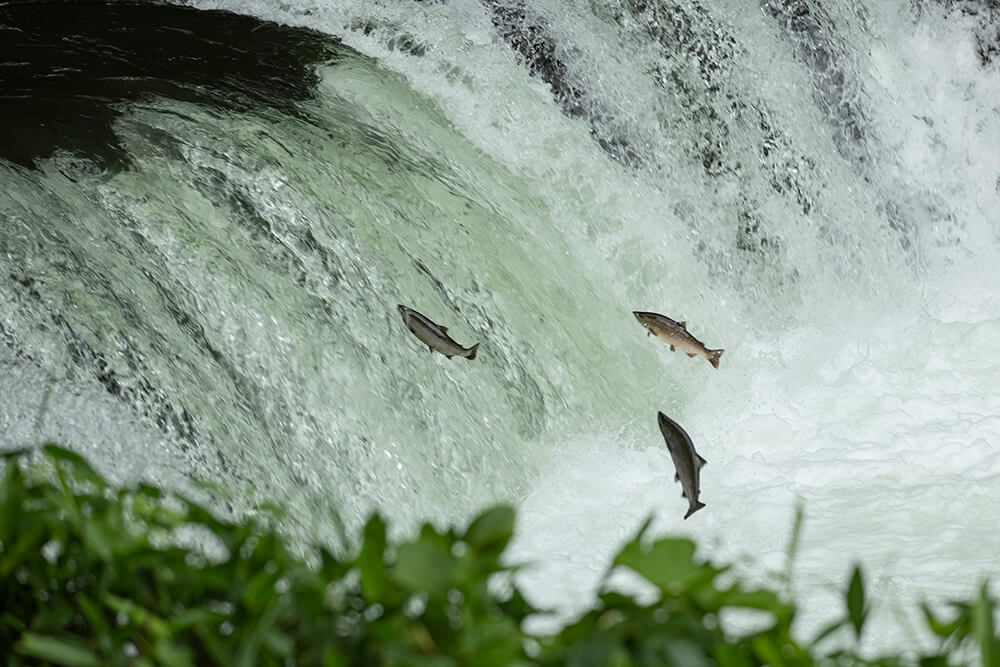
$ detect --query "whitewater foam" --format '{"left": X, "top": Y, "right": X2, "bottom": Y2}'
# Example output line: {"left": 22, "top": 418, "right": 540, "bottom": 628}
{"left": 511, "top": 289, "right": 1000, "bottom": 651}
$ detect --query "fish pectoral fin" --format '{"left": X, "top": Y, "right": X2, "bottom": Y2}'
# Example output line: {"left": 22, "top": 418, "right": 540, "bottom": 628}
{"left": 674, "top": 472, "right": 680, "bottom": 482}
{"left": 669, "top": 344, "right": 675, "bottom": 351}
{"left": 681, "top": 489, "right": 688, "bottom": 499}
{"left": 697, "top": 454, "right": 707, "bottom": 469}
{"left": 427, "top": 345, "right": 434, "bottom": 352}
{"left": 647, "top": 331, "right": 651, "bottom": 337}
{"left": 687, "top": 352, "right": 697, "bottom": 357}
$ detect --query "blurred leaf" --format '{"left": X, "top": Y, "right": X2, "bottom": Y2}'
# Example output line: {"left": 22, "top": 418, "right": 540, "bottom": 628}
{"left": 812, "top": 617, "right": 845, "bottom": 646}
{"left": 170, "top": 607, "right": 227, "bottom": 631}
{"left": 847, "top": 565, "right": 867, "bottom": 638}
{"left": 356, "top": 514, "right": 387, "bottom": 600}
{"left": 136, "top": 482, "right": 163, "bottom": 498}
{"left": 194, "top": 624, "right": 231, "bottom": 664}
{"left": 75, "top": 595, "right": 111, "bottom": 642}
{"left": 264, "top": 628, "right": 295, "bottom": 657}
{"left": 972, "top": 581, "right": 996, "bottom": 667}
{"left": 323, "top": 648, "right": 350, "bottom": 667}
{"left": 714, "top": 640, "right": 752, "bottom": 667}
{"left": 922, "top": 603, "right": 963, "bottom": 639}
{"left": 101, "top": 593, "right": 171, "bottom": 639}
{"left": 175, "top": 494, "right": 227, "bottom": 533}
{"left": 257, "top": 501, "right": 288, "bottom": 521}
{"left": 614, "top": 536, "right": 703, "bottom": 594}
{"left": 782, "top": 501, "right": 805, "bottom": 592}
{"left": 394, "top": 541, "right": 455, "bottom": 597}
{"left": 1, "top": 457, "right": 26, "bottom": 543}
{"left": 417, "top": 522, "right": 451, "bottom": 550}
{"left": 244, "top": 567, "right": 283, "bottom": 610}
{"left": 721, "top": 588, "right": 794, "bottom": 628}
{"left": 563, "top": 632, "right": 618, "bottom": 667}
{"left": 3, "top": 612, "right": 27, "bottom": 632}
{"left": 152, "top": 639, "right": 195, "bottom": 667}
{"left": 0, "top": 524, "right": 44, "bottom": 578}
{"left": 42, "top": 444, "right": 105, "bottom": 487}
{"left": 193, "top": 478, "right": 231, "bottom": 499}
{"left": 497, "top": 587, "right": 538, "bottom": 620}
{"left": 327, "top": 505, "right": 351, "bottom": 556}
{"left": 463, "top": 505, "right": 514, "bottom": 554}
{"left": 82, "top": 521, "right": 113, "bottom": 562}
{"left": 918, "top": 655, "right": 951, "bottom": 667}
{"left": 236, "top": 601, "right": 279, "bottom": 667}
{"left": 15, "top": 633, "right": 100, "bottom": 666}
{"left": 0, "top": 446, "right": 32, "bottom": 460}
{"left": 752, "top": 635, "right": 786, "bottom": 667}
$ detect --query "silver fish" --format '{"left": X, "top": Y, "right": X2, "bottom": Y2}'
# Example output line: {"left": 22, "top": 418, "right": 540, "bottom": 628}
{"left": 398, "top": 305, "right": 479, "bottom": 360}
{"left": 633, "top": 311, "right": 724, "bottom": 369}
{"left": 657, "top": 411, "right": 707, "bottom": 519}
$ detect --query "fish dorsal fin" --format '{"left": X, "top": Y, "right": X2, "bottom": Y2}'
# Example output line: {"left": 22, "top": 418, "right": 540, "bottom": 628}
{"left": 680, "top": 321, "right": 687, "bottom": 328}
{"left": 697, "top": 454, "right": 707, "bottom": 469}
{"left": 440, "top": 326, "right": 448, "bottom": 333}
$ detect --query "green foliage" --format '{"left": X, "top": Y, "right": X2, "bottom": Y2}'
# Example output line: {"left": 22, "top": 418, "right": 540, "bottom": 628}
{"left": 545, "top": 518, "right": 807, "bottom": 667}
{"left": 0, "top": 445, "right": 998, "bottom": 666}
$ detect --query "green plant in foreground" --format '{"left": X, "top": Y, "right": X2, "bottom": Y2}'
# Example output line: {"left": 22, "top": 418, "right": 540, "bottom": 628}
{"left": 0, "top": 445, "right": 997, "bottom": 666}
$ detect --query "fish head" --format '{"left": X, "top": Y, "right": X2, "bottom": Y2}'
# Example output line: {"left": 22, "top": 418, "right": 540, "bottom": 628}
{"left": 657, "top": 411, "right": 690, "bottom": 453}
{"left": 633, "top": 311, "right": 652, "bottom": 327}
{"left": 657, "top": 412, "right": 679, "bottom": 453}
{"left": 657, "top": 411, "right": 672, "bottom": 433}
{"left": 656, "top": 412, "right": 694, "bottom": 450}
{"left": 396, "top": 304, "right": 413, "bottom": 326}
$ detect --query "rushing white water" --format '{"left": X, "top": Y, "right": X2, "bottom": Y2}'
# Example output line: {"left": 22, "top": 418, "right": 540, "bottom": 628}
{"left": 2, "top": 0, "right": 998, "bottom": 654}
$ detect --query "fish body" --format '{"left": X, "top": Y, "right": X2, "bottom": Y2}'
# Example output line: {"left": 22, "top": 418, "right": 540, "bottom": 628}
{"left": 398, "top": 305, "right": 479, "bottom": 360}
{"left": 657, "top": 411, "right": 707, "bottom": 519}
{"left": 633, "top": 311, "right": 724, "bottom": 369}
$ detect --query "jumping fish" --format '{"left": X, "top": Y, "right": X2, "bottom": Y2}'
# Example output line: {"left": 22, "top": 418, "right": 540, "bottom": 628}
{"left": 633, "top": 311, "right": 724, "bottom": 369}
{"left": 398, "top": 305, "right": 479, "bottom": 360}
{"left": 657, "top": 411, "right": 707, "bottom": 519}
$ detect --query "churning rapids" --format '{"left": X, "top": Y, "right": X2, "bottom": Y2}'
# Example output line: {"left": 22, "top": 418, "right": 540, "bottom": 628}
{"left": 2, "top": 0, "right": 999, "bottom": 653}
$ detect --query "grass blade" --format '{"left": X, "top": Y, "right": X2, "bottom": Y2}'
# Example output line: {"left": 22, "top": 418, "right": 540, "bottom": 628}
{"left": 847, "top": 565, "right": 867, "bottom": 638}
{"left": 15, "top": 633, "right": 100, "bottom": 666}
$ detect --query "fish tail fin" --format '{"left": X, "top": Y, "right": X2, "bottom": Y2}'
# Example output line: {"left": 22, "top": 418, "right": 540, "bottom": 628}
{"left": 465, "top": 343, "right": 479, "bottom": 361}
{"left": 684, "top": 501, "right": 706, "bottom": 519}
{"left": 709, "top": 349, "right": 724, "bottom": 369}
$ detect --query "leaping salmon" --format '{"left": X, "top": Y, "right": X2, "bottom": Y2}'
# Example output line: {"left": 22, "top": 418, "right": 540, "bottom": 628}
{"left": 633, "top": 311, "right": 724, "bottom": 369}
{"left": 657, "top": 411, "right": 707, "bottom": 519}
{"left": 398, "top": 305, "right": 479, "bottom": 360}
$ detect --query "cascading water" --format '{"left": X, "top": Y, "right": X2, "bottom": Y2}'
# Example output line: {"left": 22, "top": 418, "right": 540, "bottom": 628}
{"left": 2, "top": 0, "right": 998, "bottom": 652}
